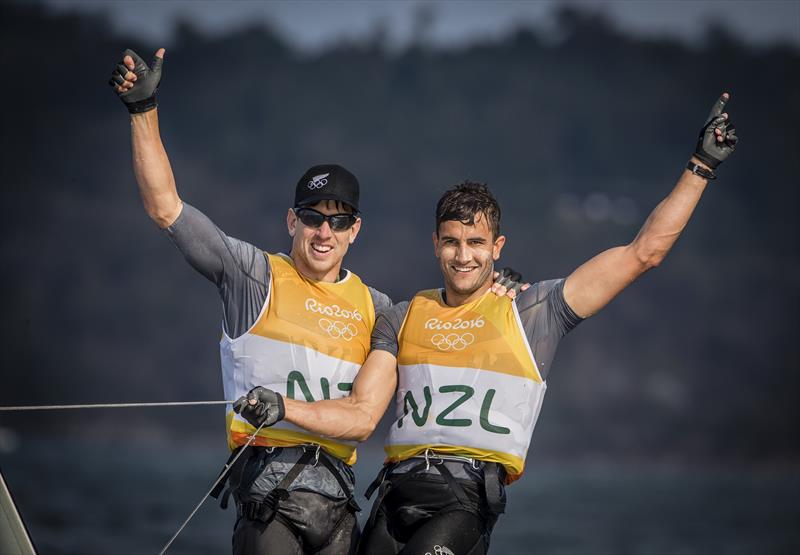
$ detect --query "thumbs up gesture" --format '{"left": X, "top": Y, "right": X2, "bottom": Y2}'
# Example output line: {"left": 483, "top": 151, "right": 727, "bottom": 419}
{"left": 109, "top": 48, "right": 165, "bottom": 114}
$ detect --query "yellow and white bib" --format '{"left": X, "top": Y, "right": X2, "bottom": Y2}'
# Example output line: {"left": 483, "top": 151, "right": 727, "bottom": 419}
{"left": 221, "top": 253, "right": 375, "bottom": 465}
{"left": 385, "top": 289, "right": 546, "bottom": 482}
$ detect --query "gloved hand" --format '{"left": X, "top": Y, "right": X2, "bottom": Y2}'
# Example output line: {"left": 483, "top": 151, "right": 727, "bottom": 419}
{"left": 491, "top": 267, "right": 529, "bottom": 298}
{"left": 233, "top": 386, "right": 286, "bottom": 429}
{"left": 693, "top": 92, "right": 738, "bottom": 169}
{"left": 108, "top": 48, "right": 164, "bottom": 113}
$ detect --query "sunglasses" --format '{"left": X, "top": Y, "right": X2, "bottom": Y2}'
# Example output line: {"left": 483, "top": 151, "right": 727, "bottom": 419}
{"left": 293, "top": 207, "right": 358, "bottom": 231}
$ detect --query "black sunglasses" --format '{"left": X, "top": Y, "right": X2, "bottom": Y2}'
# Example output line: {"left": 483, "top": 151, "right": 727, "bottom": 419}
{"left": 293, "top": 207, "right": 358, "bottom": 231}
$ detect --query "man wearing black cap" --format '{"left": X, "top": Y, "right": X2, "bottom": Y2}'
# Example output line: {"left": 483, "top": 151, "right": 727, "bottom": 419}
{"left": 108, "top": 48, "right": 523, "bottom": 554}
{"left": 110, "top": 48, "right": 385, "bottom": 553}
{"left": 106, "top": 45, "right": 388, "bottom": 555}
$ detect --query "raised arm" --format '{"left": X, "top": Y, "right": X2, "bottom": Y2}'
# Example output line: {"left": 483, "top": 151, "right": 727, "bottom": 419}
{"left": 110, "top": 48, "right": 182, "bottom": 228}
{"left": 563, "top": 93, "right": 738, "bottom": 318}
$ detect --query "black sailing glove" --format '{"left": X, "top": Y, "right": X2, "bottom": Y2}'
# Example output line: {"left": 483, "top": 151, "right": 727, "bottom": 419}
{"left": 495, "top": 266, "right": 526, "bottom": 296}
{"left": 108, "top": 49, "right": 163, "bottom": 114}
{"left": 693, "top": 93, "right": 738, "bottom": 169}
{"left": 233, "top": 386, "right": 286, "bottom": 428}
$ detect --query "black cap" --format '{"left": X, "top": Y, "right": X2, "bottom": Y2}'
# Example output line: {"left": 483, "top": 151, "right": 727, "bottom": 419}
{"left": 294, "top": 164, "right": 360, "bottom": 212}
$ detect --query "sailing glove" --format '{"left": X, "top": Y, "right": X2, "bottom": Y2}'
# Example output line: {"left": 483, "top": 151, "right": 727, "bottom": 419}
{"left": 109, "top": 49, "right": 163, "bottom": 113}
{"left": 233, "top": 387, "right": 286, "bottom": 428}
{"left": 693, "top": 93, "right": 738, "bottom": 169}
{"left": 495, "top": 266, "right": 526, "bottom": 296}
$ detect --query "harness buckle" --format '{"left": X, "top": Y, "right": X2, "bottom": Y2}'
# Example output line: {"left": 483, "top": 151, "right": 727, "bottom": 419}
{"left": 423, "top": 448, "right": 446, "bottom": 470}
{"left": 422, "top": 448, "right": 481, "bottom": 470}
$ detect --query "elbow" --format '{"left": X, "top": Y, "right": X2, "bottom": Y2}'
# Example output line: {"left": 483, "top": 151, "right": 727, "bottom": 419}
{"left": 150, "top": 213, "right": 174, "bottom": 229}
{"left": 349, "top": 408, "right": 381, "bottom": 442}
{"left": 630, "top": 224, "right": 683, "bottom": 271}
{"left": 146, "top": 201, "right": 182, "bottom": 229}
{"left": 353, "top": 417, "right": 379, "bottom": 443}
{"left": 630, "top": 242, "right": 667, "bottom": 271}
{"left": 641, "top": 252, "right": 666, "bottom": 270}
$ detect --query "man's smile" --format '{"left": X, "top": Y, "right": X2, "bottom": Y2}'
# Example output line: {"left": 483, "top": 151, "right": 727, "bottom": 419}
{"left": 451, "top": 265, "right": 478, "bottom": 273}
{"left": 311, "top": 243, "right": 334, "bottom": 254}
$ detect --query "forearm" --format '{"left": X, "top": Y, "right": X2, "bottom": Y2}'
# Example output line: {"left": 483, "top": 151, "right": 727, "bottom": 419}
{"left": 629, "top": 156, "right": 711, "bottom": 268}
{"left": 283, "top": 397, "right": 381, "bottom": 442}
{"left": 282, "top": 349, "right": 398, "bottom": 441}
{"left": 130, "top": 109, "right": 182, "bottom": 228}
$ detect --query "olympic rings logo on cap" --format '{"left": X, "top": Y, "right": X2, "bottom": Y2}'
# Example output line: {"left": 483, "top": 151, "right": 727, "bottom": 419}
{"left": 430, "top": 332, "right": 475, "bottom": 351}
{"left": 308, "top": 173, "right": 330, "bottom": 190}
{"left": 319, "top": 318, "right": 358, "bottom": 341}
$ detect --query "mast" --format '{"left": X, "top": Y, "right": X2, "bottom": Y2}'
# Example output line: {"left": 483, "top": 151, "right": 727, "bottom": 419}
{"left": 0, "top": 467, "right": 36, "bottom": 555}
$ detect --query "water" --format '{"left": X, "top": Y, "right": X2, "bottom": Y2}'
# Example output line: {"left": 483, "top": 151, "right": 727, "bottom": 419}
{"left": 2, "top": 438, "right": 798, "bottom": 554}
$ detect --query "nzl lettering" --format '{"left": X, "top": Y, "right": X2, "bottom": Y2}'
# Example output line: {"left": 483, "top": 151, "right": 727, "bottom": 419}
{"left": 398, "top": 386, "right": 510, "bottom": 434}
{"left": 285, "top": 371, "right": 352, "bottom": 401}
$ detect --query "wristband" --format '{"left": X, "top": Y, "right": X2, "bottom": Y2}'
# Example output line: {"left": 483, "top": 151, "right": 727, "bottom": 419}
{"left": 686, "top": 161, "right": 716, "bottom": 180}
{"left": 126, "top": 97, "right": 158, "bottom": 114}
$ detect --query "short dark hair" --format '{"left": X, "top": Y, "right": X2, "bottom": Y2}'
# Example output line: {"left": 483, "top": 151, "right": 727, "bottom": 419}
{"left": 435, "top": 181, "right": 501, "bottom": 238}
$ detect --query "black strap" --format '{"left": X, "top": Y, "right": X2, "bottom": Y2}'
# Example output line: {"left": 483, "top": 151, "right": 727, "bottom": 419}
{"left": 364, "top": 464, "right": 391, "bottom": 500}
{"left": 687, "top": 160, "right": 717, "bottom": 180}
{"left": 275, "top": 449, "right": 316, "bottom": 492}
{"left": 317, "top": 453, "right": 352, "bottom": 499}
{"left": 366, "top": 481, "right": 390, "bottom": 530}
{"left": 365, "top": 462, "right": 429, "bottom": 529}
{"left": 433, "top": 463, "right": 472, "bottom": 509}
{"left": 364, "top": 465, "right": 392, "bottom": 529}
{"left": 210, "top": 446, "right": 243, "bottom": 502}
{"left": 482, "top": 463, "right": 506, "bottom": 516}
{"left": 317, "top": 452, "right": 360, "bottom": 512}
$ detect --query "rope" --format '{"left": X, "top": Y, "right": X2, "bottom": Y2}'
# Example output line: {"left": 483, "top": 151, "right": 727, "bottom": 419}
{"left": 158, "top": 420, "right": 267, "bottom": 554}
{"left": 0, "top": 395, "right": 260, "bottom": 553}
{"left": 0, "top": 400, "right": 237, "bottom": 411}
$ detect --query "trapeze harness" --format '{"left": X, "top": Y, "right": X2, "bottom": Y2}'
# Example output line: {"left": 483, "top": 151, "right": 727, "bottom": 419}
{"left": 219, "top": 444, "right": 360, "bottom": 536}
{"left": 210, "top": 253, "right": 375, "bottom": 525}
{"left": 366, "top": 289, "right": 546, "bottom": 525}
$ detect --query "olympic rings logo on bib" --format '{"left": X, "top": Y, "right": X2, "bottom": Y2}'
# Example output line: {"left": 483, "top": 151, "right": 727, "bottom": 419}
{"left": 319, "top": 318, "right": 358, "bottom": 341}
{"left": 430, "top": 332, "right": 475, "bottom": 351}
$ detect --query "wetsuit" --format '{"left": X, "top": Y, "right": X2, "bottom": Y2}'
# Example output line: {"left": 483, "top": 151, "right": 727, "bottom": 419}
{"left": 359, "top": 281, "right": 581, "bottom": 554}
{"left": 167, "top": 203, "right": 391, "bottom": 554}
